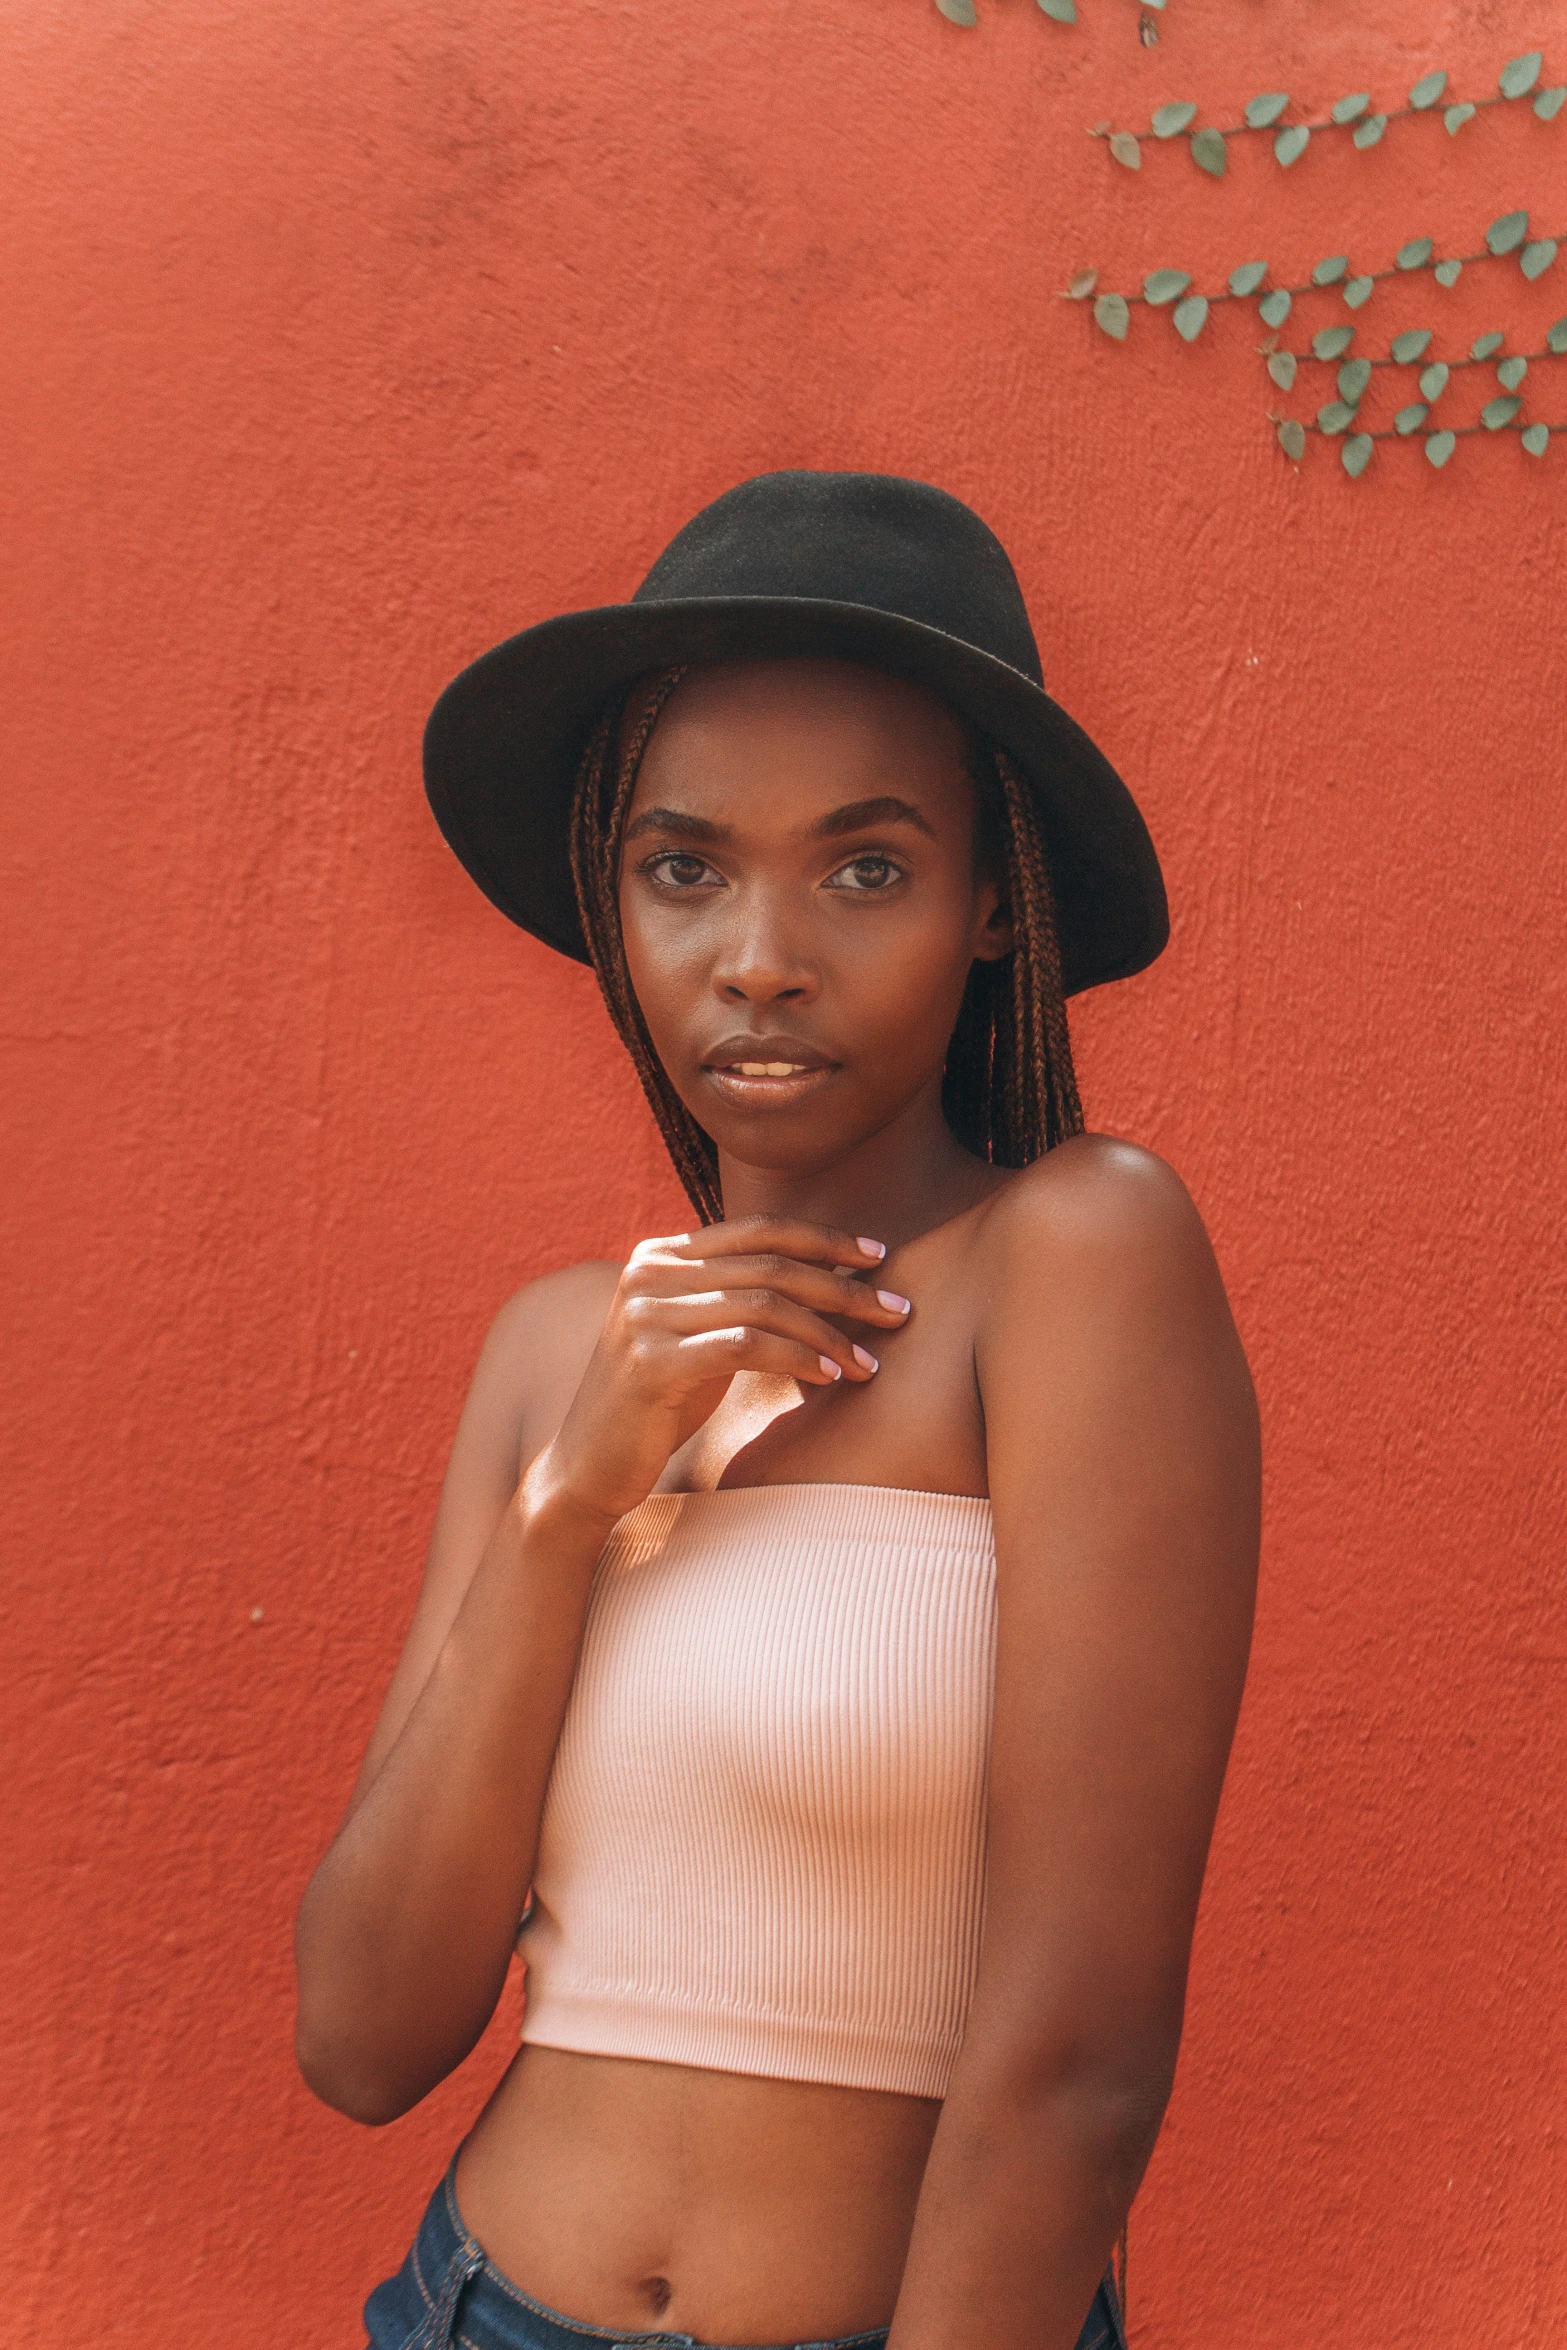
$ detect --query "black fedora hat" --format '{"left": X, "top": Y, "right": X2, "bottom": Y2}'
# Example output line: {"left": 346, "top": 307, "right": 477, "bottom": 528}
{"left": 423, "top": 470, "right": 1167, "bottom": 997}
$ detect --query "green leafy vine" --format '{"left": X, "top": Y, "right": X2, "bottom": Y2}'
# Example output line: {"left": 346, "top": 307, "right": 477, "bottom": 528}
{"left": 935, "top": 0, "right": 1166, "bottom": 29}
{"left": 1067, "top": 211, "right": 1562, "bottom": 343}
{"left": 1067, "top": 216, "right": 1567, "bottom": 474}
{"left": 1095, "top": 53, "right": 1562, "bottom": 173}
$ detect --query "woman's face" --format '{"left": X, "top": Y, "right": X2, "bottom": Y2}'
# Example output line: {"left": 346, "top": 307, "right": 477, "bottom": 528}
{"left": 617, "top": 658, "right": 1011, "bottom": 1177}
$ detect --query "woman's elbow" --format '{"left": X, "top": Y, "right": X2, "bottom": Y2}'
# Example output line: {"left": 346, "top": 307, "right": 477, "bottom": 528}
{"left": 966, "top": 2018, "right": 1183, "bottom": 2172}
{"left": 294, "top": 2011, "right": 429, "bottom": 2127}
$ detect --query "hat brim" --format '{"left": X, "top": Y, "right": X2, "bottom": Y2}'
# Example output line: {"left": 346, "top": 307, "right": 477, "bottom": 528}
{"left": 423, "top": 596, "right": 1168, "bottom": 997}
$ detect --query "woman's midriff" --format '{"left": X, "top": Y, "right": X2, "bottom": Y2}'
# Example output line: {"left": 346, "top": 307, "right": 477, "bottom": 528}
{"left": 454, "top": 2044, "right": 941, "bottom": 2345}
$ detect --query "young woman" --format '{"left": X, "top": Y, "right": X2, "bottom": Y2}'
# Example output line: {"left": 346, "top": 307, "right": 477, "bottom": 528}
{"left": 295, "top": 470, "right": 1261, "bottom": 2350}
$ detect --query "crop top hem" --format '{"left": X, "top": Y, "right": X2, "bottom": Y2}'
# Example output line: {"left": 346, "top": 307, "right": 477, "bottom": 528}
{"left": 519, "top": 1980, "right": 957, "bottom": 2100}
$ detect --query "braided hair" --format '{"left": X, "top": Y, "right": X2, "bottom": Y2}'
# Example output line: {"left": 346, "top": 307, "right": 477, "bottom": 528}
{"left": 567, "top": 667, "right": 1083, "bottom": 1225}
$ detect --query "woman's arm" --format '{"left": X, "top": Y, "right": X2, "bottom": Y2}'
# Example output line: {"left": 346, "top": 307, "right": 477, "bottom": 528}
{"left": 292, "top": 1263, "right": 622, "bottom": 2124}
{"left": 293, "top": 1219, "right": 907, "bottom": 2126}
{"left": 889, "top": 1136, "right": 1260, "bottom": 2350}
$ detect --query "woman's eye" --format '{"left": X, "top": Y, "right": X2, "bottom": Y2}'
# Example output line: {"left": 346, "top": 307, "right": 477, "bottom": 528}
{"left": 644, "top": 852, "right": 720, "bottom": 888}
{"left": 826, "top": 854, "right": 904, "bottom": 893}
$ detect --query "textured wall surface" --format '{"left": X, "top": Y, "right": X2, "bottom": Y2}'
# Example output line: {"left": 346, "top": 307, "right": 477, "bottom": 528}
{"left": 5, "top": 2, "right": 1565, "bottom": 2342}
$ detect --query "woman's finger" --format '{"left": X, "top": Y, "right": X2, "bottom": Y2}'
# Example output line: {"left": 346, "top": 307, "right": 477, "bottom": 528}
{"left": 626, "top": 1255, "right": 911, "bottom": 1327}
{"left": 640, "top": 1214, "right": 888, "bottom": 1272}
{"left": 670, "top": 1326, "right": 873, "bottom": 1388}
{"left": 629, "top": 1290, "right": 882, "bottom": 1378}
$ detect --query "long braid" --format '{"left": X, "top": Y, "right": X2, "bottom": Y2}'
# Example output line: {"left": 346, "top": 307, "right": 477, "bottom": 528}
{"left": 569, "top": 680, "right": 1081, "bottom": 1217}
{"left": 568, "top": 668, "right": 724, "bottom": 1223}
{"left": 995, "top": 747, "right": 1083, "bottom": 1156}
{"left": 941, "top": 746, "right": 1082, "bottom": 1164}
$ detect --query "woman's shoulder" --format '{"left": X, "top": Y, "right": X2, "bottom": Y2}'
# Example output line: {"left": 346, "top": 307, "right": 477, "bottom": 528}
{"left": 486, "top": 1255, "right": 625, "bottom": 1347}
{"left": 984, "top": 1129, "right": 1204, "bottom": 1239}
{"left": 969, "top": 1133, "right": 1255, "bottom": 1479}
{"left": 971, "top": 1131, "right": 1228, "bottom": 1326}
{"left": 467, "top": 1257, "right": 625, "bottom": 1455}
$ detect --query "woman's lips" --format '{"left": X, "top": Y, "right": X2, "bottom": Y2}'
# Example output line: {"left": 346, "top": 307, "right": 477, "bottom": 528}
{"left": 701, "top": 1053, "right": 839, "bottom": 1108}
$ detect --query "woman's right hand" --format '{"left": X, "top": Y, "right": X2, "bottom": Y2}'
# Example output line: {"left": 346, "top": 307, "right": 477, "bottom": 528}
{"left": 528, "top": 1214, "right": 913, "bottom": 1524}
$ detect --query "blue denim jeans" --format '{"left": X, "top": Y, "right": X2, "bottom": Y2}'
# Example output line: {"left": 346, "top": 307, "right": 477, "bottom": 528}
{"left": 361, "top": 2148, "right": 1130, "bottom": 2350}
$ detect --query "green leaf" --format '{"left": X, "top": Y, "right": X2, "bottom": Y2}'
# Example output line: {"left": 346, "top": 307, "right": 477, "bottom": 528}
{"left": 1419, "top": 362, "right": 1450, "bottom": 400}
{"left": 1397, "top": 238, "right": 1434, "bottom": 271}
{"left": 1144, "top": 268, "right": 1192, "bottom": 305}
{"left": 935, "top": 0, "right": 977, "bottom": 22}
{"left": 1317, "top": 400, "right": 1357, "bottom": 434}
{"left": 1353, "top": 113, "right": 1388, "bottom": 147}
{"left": 1191, "top": 126, "right": 1227, "bottom": 176}
{"left": 1486, "top": 210, "right": 1529, "bottom": 255}
{"left": 1390, "top": 329, "right": 1432, "bottom": 363}
{"left": 1497, "top": 355, "right": 1528, "bottom": 391}
{"left": 1312, "top": 255, "right": 1349, "bottom": 286}
{"left": 1331, "top": 92, "right": 1371, "bottom": 125}
{"left": 1521, "top": 240, "right": 1559, "bottom": 280}
{"left": 1536, "top": 86, "right": 1567, "bottom": 121}
{"left": 1548, "top": 316, "right": 1567, "bottom": 354}
{"left": 1499, "top": 51, "right": 1542, "bottom": 99}
{"left": 1344, "top": 276, "right": 1375, "bottom": 308}
{"left": 1245, "top": 92, "right": 1291, "bottom": 128}
{"left": 1312, "top": 326, "right": 1356, "bottom": 360}
{"left": 1173, "top": 294, "right": 1209, "bottom": 341}
{"left": 1444, "top": 102, "right": 1477, "bottom": 133}
{"left": 1342, "top": 433, "right": 1374, "bottom": 478}
{"left": 1470, "top": 332, "right": 1504, "bottom": 360}
{"left": 1338, "top": 358, "right": 1372, "bottom": 402}
{"left": 1152, "top": 101, "right": 1198, "bottom": 137}
{"left": 1435, "top": 258, "right": 1463, "bottom": 288}
{"left": 1066, "top": 270, "right": 1099, "bottom": 300}
{"left": 1275, "top": 124, "right": 1310, "bottom": 166}
{"left": 1109, "top": 132, "right": 1142, "bottom": 169}
{"left": 1259, "top": 287, "right": 1292, "bottom": 327}
{"left": 1038, "top": 0, "right": 1078, "bottom": 18}
{"left": 1229, "top": 261, "right": 1269, "bottom": 297}
{"left": 1521, "top": 422, "right": 1551, "bottom": 455}
{"left": 1409, "top": 70, "right": 1448, "bottom": 109}
{"left": 1394, "top": 403, "right": 1429, "bottom": 434}
{"left": 1267, "top": 352, "right": 1298, "bottom": 390}
{"left": 1094, "top": 294, "right": 1130, "bottom": 340}
{"left": 1425, "top": 429, "right": 1457, "bottom": 468}
{"left": 1277, "top": 418, "right": 1307, "bottom": 461}
{"left": 1482, "top": 394, "right": 1523, "bottom": 429}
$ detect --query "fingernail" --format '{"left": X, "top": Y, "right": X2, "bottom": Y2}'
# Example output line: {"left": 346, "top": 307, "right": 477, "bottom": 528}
{"left": 877, "top": 1291, "right": 910, "bottom": 1314}
{"left": 852, "top": 1346, "right": 879, "bottom": 1373}
{"left": 819, "top": 1355, "right": 843, "bottom": 1380}
{"left": 857, "top": 1237, "right": 887, "bottom": 1260}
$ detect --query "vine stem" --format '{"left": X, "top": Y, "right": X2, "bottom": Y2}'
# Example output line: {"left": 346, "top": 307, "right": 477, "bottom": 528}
{"left": 1268, "top": 409, "right": 1567, "bottom": 442}
{"left": 1089, "top": 232, "right": 1566, "bottom": 307}
{"left": 1095, "top": 84, "right": 1551, "bottom": 143}
{"left": 1273, "top": 342, "right": 1562, "bottom": 369}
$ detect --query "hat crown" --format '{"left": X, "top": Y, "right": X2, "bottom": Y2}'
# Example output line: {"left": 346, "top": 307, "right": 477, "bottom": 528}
{"left": 631, "top": 470, "right": 1044, "bottom": 689}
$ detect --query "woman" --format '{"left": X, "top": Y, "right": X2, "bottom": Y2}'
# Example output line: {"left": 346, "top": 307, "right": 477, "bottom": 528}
{"left": 295, "top": 470, "right": 1261, "bottom": 2350}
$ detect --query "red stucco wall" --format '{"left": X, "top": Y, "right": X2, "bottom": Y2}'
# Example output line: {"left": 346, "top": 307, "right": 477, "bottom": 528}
{"left": 5, "top": 3, "right": 1565, "bottom": 2342}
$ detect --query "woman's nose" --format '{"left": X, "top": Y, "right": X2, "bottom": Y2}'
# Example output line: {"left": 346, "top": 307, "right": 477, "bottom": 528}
{"left": 710, "top": 895, "right": 819, "bottom": 1005}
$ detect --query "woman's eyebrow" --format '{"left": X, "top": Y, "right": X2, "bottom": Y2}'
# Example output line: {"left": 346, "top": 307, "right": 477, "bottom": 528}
{"left": 624, "top": 796, "right": 935, "bottom": 845}
{"left": 813, "top": 796, "right": 935, "bottom": 839}
{"left": 623, "top": 807, "right": 728, "bottom": 844}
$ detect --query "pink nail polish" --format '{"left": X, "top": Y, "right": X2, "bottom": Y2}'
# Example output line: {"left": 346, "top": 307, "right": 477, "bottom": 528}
{"left": 819, "top": 1355, "right": 843, "bottom": 1380}
{"left": 857, "top": 1237, "right": 887, "bottom": 1260}
{"left": 852, "top": 1346, "right": 879, "bottom": 1373}
{"left": 877, "top": 1291, "right": 910, "bottom": 1313}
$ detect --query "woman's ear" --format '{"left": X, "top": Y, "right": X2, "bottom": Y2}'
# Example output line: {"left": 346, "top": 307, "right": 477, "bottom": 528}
{"left": 972, "top": 890, "right": 1015, "bottom": 964}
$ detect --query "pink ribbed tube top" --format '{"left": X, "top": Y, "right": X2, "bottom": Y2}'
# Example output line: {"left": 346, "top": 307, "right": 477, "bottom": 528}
{"left": 517, "top": 1481, "right": 997, "bottom": 2099}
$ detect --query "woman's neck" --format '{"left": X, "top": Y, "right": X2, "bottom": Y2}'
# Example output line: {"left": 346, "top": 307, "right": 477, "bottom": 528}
{"left": 714, "top": 1083, "right": 1012, "bottom": 1256}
